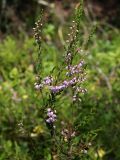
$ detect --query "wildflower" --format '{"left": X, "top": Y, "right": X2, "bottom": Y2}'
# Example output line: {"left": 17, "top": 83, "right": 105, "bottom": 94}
{"left": 33, "top": 18, "right": 43, "bottom": 44}
{"left": 49, "top": 78, "right": 76, "bottom": 94}
{"left": 73, "top": 95, "right": 77, "bottom": 101}
{"left": 63, "top": 80, "right": 69, "bottom": 87}
{"left": 43, "top": 76, "right": 53, "bottom": 85}
{"left": 46, "top": 108, "right": 57, "bottom": 124}
{"left": 66, "top": 60, "right": 84, "bottom": 76}
{"left": 50, "top": 85, "right": 64, "bottom": 93}
{"left": 34, "top": 83, "right": 43, "bottom": 90}
{"left": 65, "top": 52, "right": 72, "bottom": 64}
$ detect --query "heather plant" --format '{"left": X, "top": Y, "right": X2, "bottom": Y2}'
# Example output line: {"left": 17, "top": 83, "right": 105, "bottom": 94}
{"left": 33, "top": 1, "right": 93, "bottom": 159}
{"left": 0, "top": 32, "right": 120, "bottom": 160}
{"left": 1, "top": 1, "right": 120, "bottom": 160}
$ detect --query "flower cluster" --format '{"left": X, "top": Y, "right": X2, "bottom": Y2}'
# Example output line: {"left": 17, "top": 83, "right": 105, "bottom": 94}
{"left": 66, "top": 60, "right": 84, "bottom": 76}
{"left": 64, "top": 50, "right": 87, "bottom": 101}
{"left": 43, "top": 76, "right": 53, "bottom": 85}
{"left": 46, "top": 60, "right": 86, "bottom": 94}
{"left": 65, "top": 52, "right": 72, "bottom": 64}
{"left": 34, "top": 59, "right": 87, "bottom": 101}
{"left": 49, "top": 77, "right": 77, "bottom": 93}
{"left": 33, "top": 19, "right": 43, "bottom": 44}
{"left": 66, "top": 21, "right": 78, "bottom": 44}
{"left": 73, "top": 86, "right": 87, "bottom": 101}
{"left": 34, "top": 76, "right": 53, "bottom": 90}
{"left": 34, "top": 83, "right": 43, "bottom": 90}
{"left": 46, "top": 108, "right": 57, "bottom": 124}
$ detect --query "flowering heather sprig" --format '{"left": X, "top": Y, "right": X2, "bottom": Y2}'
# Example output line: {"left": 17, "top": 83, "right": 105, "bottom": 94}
{"left": 34, "top": 60, "right": 87, "bottom": 97}
{"left": 33, "top": 11, "right": 44, "bottom": 73}
{"left": 73, "top": 87, "right": 87, "bottom": 101}
{"left": 49, "top": 77, "right": 77, "bottom": 94}
{"left": 66, "top": 60, "right": 84, "bottom": 76}
{"left": 33, "top": 2, "right": 92, "bottom": 158}
{"left": 43, "top": 76, "right": 53, "bottom": 85}
{"left": 66, "top": 21, "right": 78, "bottom": 45}
{"left": 33, "top": 19, "right": 43, "bottom": 45}
{"left": 65, "top": 52, "right": 72, "bottom": 65}
{"left": 46, "top": 108, "right": 57, "bottom": 124}
{"left": 34, "top": 82, "right": 43, "bottom": 90}
{"left": 34, "top": 76, "right": 53, "bottom": 90}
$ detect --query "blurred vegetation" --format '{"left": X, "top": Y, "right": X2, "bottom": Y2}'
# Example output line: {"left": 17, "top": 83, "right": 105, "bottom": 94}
{"left": 0, "top": 0, "right": 120, "bottom": 160}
